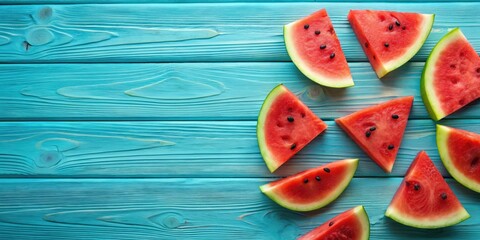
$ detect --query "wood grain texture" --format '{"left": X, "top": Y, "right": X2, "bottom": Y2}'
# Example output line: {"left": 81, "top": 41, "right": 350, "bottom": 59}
{"left": 1, "top": 1, "right": 479, "bottom": 240}
{"left": 0, "top": 178, "right": 478, "bottom": 240}
{"left": 1, "top": 119, "right": 477, "bottom": 178}
{"left": 2, "top": 62, "right": 480, "bottom": 120}
{"left": 0, "top": 3, "right": 478, "bottom": 63}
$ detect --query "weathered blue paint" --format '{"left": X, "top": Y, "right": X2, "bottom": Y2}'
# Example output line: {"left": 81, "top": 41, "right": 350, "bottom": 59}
{"left": 0, "top": 1, "right": 478, "bottom": 239}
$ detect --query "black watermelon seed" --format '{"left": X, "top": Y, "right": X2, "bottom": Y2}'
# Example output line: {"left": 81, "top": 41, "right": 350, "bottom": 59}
{"left": 388, "top": 144, "right": 394, "bottom": 150}
{"left": 366, "top": 131, "right": 371, "bottom": 138}
{"left": 395, "top": 20, "right": 401, "bottom": 26}
{"left": 323, "top": 167, "right": 330, "bottom": 173}
{"left": 315, "top": 30, "right": 321, "bottom": 35}
{"left": 287, "top": 116, "right": 294, "bottom": 122}
{"left": 392, "top": 114, "right": 399, "bottom": 119}
{"left": 370, "top": 126, "right": 376, "bottom": 131}
{"left": 384, "top": 42, "right": 389, "bottom": 47}
{"left": 330, "top": 53, "right": 335, "bottom": 59}
{"left": 414, "top": 183, "right": 420, "bottom": 191}
{"left": 471, "top": 157, "right": 479, "bottom": 167}
{"left": 329, "top": 221, "right": 334, "bottom": 226}
{"left": 389, "top": 24, "right": 393, "bottom": 30}
{"left": 441, "top": 193, "right": 447, "bottom": 200}
{"left": 364, "top": 42, "right": 369, "bottom": 48}
{"left": 304, "top": 24, "right": 309, "bottom": 30}
{"left": 290, "top": 143, "right": 296, "bottom": 150}
{"left": 320, "top": 44, "right": 326, "bottom": 50}
{"left": 315, "top": 176, "right": 321, "bottom": 181}
{"left": 304, "top": 178, "right": 309, "bottom": 183}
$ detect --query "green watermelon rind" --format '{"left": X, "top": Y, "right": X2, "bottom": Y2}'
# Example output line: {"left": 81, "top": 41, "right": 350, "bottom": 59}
{"left": 355, "top": 205, "right": 371, "bottom": 240}
{"left": 385, "top": 196, "right": 470, "bottom": 229}
{"left": 421, "top": 28, "right": 463, "bottom": 121}
{"left": 378, "top": 14, "right": 435, "bottom": 78}
{"left": 256, "top": 84, "right": 288, "bottom": 172}
{"left": 259, "top": 159, "right": 358, "bottom": 212}
{"left": 283, "top": 25, "right": 354, "bottom": 88}
{"left": 437, "top": 124, "right": 480, "bottom": 193}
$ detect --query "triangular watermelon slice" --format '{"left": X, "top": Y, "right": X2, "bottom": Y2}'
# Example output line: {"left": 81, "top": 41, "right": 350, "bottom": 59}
{"left": 348, "top": 10, "right": 434, "bottom": 78}
{"left": 257, "top": 84, "right": 327, "bottom": 172}
{"left": 421, "top": 28, "right": 480, "bottom": 121}
{"left": 298, "top": 206, "right": 370, "bottom": 240}
{"left": 260, "top": 159, "right": 358, "bottom": 212}
{"left": 385, "top": 151, "right": 470, "bottom": 228}
{"left": 284, "top": 9, "right": 354, "bottom": 88}
{"left": 437, "top": 125, "right": 480, "bottom": 193}
{"left": 335, "top": 96, "right": 413, "bottom": 172}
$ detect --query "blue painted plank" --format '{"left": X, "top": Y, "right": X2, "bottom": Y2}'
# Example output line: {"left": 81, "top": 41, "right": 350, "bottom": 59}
{"left": 2, "top": 62, "right": 480, "bottom": 120}
{"left": 0, "top": 178, "right": 478, "bottom": 239}
{"left": 0, "top": 119, "right": 477, "bottom": 178}
{"left": 0, "top": 3, "right": 477, "bottom": 63}
{"left": 1, "top": 0, "right": 477, "bottom": 4}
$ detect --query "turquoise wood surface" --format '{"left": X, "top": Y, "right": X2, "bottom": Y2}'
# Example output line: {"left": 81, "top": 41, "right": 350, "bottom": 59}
{"left": 1, "top": 62, "right": 480, "bottom": 121}
{"left": 0, "top": 178, "right": 478, "bottom": 239}
{"left": 0, "top": 3, "right": 478, "bottom": 63}
{"left": 0, "top": 1, "right": 479, "bottom": 240}
{"left": 1, "top": 119, "right": 479, "bottom": 178}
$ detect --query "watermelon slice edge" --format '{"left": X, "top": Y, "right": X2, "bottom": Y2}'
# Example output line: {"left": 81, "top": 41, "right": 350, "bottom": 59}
{"left": 298, "top": 205, "right": 370, "bottom": 240}
{"left": 421, "top": 28, "right": 480, "bottom": 121}
{"left": 284, "top": 9, "right": 354, "bottom": 88}
{"left": 260, "top": 159, "right": 358, "bottom": 212}
{"left": 437, "top": 124, "right": 480, "bottom": 193}
{"left": 257, "top": 84, "right": 327, "bottom": 172}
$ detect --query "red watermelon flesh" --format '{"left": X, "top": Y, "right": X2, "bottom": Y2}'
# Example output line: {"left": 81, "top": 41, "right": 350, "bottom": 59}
{"left": 298, "top": 206, "right": 370, "bottom": 240}
{"left": 284, "top": 9, "right": 354, "bottom": 88}
{"left": 260, "top": 159, "right": 358, "bottom": 212}
{"left": 257, "top": 85, "right": 328, "bottom": 172}
{"left": 335, "top": 96, "right": 414, "bottom": 172}
{"left": 437, "top": 125, "right": 480, "bottom": 193}
{"left": 421, "top": 28, "right": 480, "bottom": 121}
{"left": 348, "top": 10, "right": 434, "bottom": 78}
{"left": 385, "top": 151, "right": 470, "bottom": 228}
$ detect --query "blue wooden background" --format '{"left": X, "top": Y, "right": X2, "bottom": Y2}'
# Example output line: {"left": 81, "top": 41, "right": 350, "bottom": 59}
{"left": 0, "top": 1, "right": 479, "bottom": 239}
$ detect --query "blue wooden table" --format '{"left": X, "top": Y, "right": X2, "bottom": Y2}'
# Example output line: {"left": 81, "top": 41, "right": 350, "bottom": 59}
{"left": 0, "top": 1, "right": 479, "bottom": 239}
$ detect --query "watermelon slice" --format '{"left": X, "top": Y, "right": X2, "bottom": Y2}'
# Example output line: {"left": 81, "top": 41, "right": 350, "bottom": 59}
{"left": 348, "top": 10, "right": 434, "bottom": 78}
{"left": 421, "top": 28, "right": 480, "bottom": 121}
{"left": 284, "top": 9, "right": 354, "bottom": 88}
{"left": 335, "top": 96, "right": 414, "bottom": 172}
{"left": 437, "top": 125, "right": 480, "bottom": 193}
{"left": 257, "top": 84, "right": 327, "bottom": 172}
{"left": 298, "top": 206, "right": 370, "bottom": 240}
{"left": 385, "top": 151, "right": 470, "bottom": 228}
{"left": 260, "top": 159, "right": 358, "bottom": 212}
